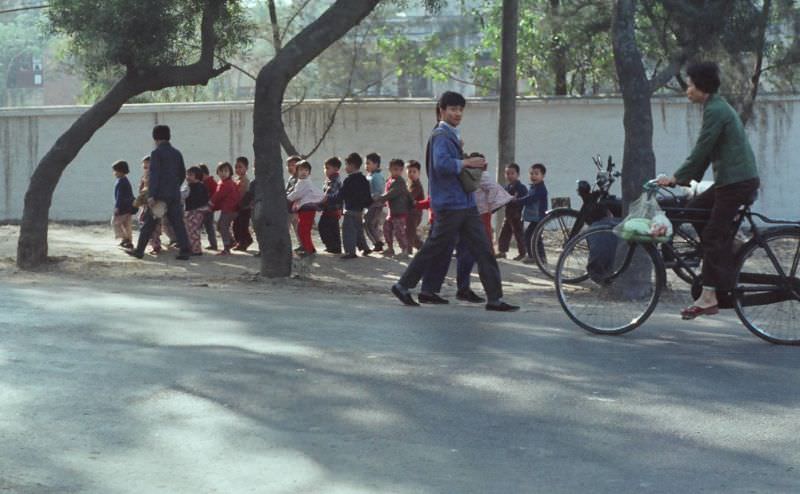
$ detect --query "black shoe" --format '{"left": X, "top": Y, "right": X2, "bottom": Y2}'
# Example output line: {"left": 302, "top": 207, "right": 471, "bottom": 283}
{"left": 125, "top": 248, "right": 144, "bottom": 259}
{"left": 206, "top": 245, "right": 218, "bottom": 251}
{"left": 391, "top": 283, "right": 419, "bottom": 306}
{"left": 373, "top": 242, "right": 384, "bottom": 252}
{"left": 456, "top": 289, "right": 485, "bottom": 303}
{"left": 176, "top": 253, "right": 190, "bottom": 260}
{"left": 418, "top": 292, "right": 450, "bottom": 305}
{"left": 485, "top": 301, "right": 520, "bottom": 312}
{"left": 340, "top": 253, "right": 358, "bottom": 260}
{"left": 191, "top": 252, "right": 203, "bottom": 256}
{"left": 325, "top": 248, "right": 342, "bottom": 254}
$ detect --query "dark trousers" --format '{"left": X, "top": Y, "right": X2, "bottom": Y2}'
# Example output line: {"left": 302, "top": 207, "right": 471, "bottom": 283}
{"left": 498, "top": 209, "right": 525, "bottom": 255}
{"left": 319, "top": 211, "right": 342, "bottom": 253}
{"left": 135, "top": 198, "right": 190, "bottom": 256}
{"left": 687, "top": 178, "right": 760, "bottom": 291}
{"left": 342, "top": 210, "right": 369, "bottom": 255}
{"left": 524, "top": 221, "right": 544, "bottom": 259}
{"left": 203, "top": 211, "right": 217, "bottom": 249}
{"left": 399, "top": 207, "right": 503, "bottom": 302}
{"left": 420, "top": 235, "right": 475, "bottom": 294}
{"left": 233, "top": 208, "right": 253, "bottom": 248}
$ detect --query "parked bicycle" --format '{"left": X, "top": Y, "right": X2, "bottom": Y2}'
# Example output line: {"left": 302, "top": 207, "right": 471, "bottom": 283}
{"left": 530, "top": 155, "right": 703, "bottom": 283}
{"left": 530, "top": 155, "right": 621, "bottom": 279}
{"left": 554, "top": 179, "right": 800, "bottom": 345}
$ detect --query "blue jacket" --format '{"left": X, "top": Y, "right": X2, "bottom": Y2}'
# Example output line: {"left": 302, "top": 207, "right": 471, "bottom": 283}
{"left": 368, "top": 169, "right": 386, "bottom": 201}
{"left": 426, "top": 122, "right": 475, "bottom": 211}
{"left": 148, "top": 142, "right": 186, "bottom": 201}
{"left": 522, "top": 182, "right": 548, "bottom": 222}
{"left": 114, "top": 176, "right": 135, "bottom": 215}
{"left": 505, "top": 180, "right": 528, "bottom": 215}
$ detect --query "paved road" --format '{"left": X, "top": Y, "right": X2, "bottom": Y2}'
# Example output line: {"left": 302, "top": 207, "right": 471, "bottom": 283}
{"left": 1, "top": 278, "right": 798, "bottom": 493}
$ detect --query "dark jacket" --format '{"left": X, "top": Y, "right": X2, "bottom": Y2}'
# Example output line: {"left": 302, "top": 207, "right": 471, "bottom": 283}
{"left": 185, "top": 182, "right": 209, "bottom": 211}
{"left": 674, "top": 94, "right": 759, "bottom": 187}
{"left": 522, "top": 182, "right": 548, "bottom": 222}
{"left": 322, "top": 173, "right": 344, "bottom": 213}
{"left": 340, "top": 171, "right": 372, "bottom": 212}
{"left": 148, "top": 142, "right": 186, "bottom": 201}
{"left": 381, "top": 176, "right": 411, "bottom": 216}
{"left": 504, "top": 180, "right": 528, "bottom": 215}
{"left": 114, "top": 176, "right": 135, "bottom": 215}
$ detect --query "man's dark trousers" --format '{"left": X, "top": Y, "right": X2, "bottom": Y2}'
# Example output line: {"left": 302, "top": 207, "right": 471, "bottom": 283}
{"left": 135, "top": 198, "right": 191, "bottom": 256}
{"left": 399, "top": 207, "right": 502, "bottom": 301}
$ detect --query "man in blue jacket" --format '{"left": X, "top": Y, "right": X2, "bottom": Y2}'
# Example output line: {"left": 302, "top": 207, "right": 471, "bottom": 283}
{"left": 127, "top": 125, "right": 191, "bottom": 260}
{"left": 391, "top": 92, "right": 518, "bottom": 312}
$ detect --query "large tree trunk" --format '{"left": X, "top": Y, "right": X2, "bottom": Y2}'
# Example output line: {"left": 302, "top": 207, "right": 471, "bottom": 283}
{"left": 253, "top": 0, "right": 381, "bottom": 277}
{"left": 611, "top": 0, "right": 655, "bottom": 207}
{"left": 17, "top": 79, "right": 138, "bottom": 268}
{"left": 495, "top": 0, "right": 518, "bottom": 238}
{"left": 550, "top": 0, "right": 568, "bottom": 96}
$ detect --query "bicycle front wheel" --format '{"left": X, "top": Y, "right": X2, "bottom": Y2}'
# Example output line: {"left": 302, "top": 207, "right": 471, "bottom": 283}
{"left": 532, "top": 208, "right": 581, "bottom": 280}
{"left": 734, "top": 227, "right": 800, "bottom": 345}
{"left": 555, "top": 226, "right": 665, "bottom": 335}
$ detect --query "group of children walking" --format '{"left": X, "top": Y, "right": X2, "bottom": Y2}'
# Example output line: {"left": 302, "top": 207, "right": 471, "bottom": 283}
{"left": 111, "top": 155, "right": 256, "bottom": 257}
{"left": 112, "top": 150, "right": 550, "bottom": 263}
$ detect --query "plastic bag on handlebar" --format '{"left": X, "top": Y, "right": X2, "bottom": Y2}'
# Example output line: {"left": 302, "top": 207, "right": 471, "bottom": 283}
{"left": 613, "top": 193, "right": 673, "bottom": 243}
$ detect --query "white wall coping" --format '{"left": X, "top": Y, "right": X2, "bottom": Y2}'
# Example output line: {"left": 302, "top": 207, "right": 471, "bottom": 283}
{"left": 2, "top": 94, "right": 799, "bottom": 118}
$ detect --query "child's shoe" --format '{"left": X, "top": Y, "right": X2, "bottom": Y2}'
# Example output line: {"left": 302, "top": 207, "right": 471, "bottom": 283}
{"left": 148, "top": 248, "right": 162, "bottom": 255}
{"left": 373, "top": 242, "right": 384, "bottom": 252}
{"left": 522, "top": 256, "right": 536, "bottom": 264}
{"left": 384, "top": 249, "right": 396, "bottom": 257}
{"left": 494, "top": 252, "right": 507, "bottom": 259}
{"left": 216, "top": 249, "right": 230, "bottom": 256}
{"left": 513, "top": 253, "right": 526, "bottom": 261}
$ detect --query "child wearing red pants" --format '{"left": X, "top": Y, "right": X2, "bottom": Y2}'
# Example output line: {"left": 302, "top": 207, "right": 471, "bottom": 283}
{"left": 286, "top": 160, "right": 325, "bottom": 256}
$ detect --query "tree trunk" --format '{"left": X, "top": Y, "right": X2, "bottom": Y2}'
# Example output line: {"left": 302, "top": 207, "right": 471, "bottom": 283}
{"left": 550, "top": 0, "right": 568, "bottom": 96}
{"left": 611, "top": 0, "right": 655, "bottom": 208}
{"left": 17, "top": 78, "right": 138, "bottom": 268}
{"left": 495, "top": 0, "right": 519, "bottom": 238}
{"left": 253, "top": 0, "right": 381, "bottom": 277}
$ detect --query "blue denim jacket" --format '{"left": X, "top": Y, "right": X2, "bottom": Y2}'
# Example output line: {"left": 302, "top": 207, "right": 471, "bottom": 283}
{"left": 522, "top": 182, "right": 548, "bottom": 222}
{"left": 427, "top": 122, "right": 475, "bottom": 212}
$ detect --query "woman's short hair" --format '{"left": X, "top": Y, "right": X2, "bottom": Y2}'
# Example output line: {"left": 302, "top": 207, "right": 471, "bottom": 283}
{"left": 686, "top": 62, "right": 721, "bottom": 94}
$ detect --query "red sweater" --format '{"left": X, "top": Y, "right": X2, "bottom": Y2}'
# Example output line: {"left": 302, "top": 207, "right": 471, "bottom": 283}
{"left": 204, "top": 176, "right": 218, "bottom": 197}
{"left": 210, "top": 178, "right": 240, "bottom": 213}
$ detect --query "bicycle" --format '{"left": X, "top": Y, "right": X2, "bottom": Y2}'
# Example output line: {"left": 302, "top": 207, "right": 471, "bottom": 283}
{"left": 554, "top": 180, "right": 800, "bottom": 345}
{"left": 530, "top": 155, "right": 621, "bottom": 280}
{"left": 530, "top": 156, "right": 704, "bottom": 283}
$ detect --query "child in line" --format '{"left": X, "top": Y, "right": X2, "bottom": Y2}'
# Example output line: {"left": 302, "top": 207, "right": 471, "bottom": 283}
{"left": 379, "top": 158, "right": 412, "bottom": 257}
{"left": 340, "top": 152, "right": 373, "bottom": 259}
{"left": 405, "top": 160, "right": 425, "bottom": 251}
{"left": 233, "top": 156, "right": 254, "bottom": 251}
{"left": 318, "top": 156, "right": 344, "bottom": 254}
{"left": 364, "top": 152, "right": 386, "bottom": 252}
{"left": 522, "top": 163, "right": 549, "bottom": 264}
{"left": 286, "top": 160, "right": 325, "bottom": 256}
{"left": 285, "top": 155, "right": 302, "bottom": 251}
{"left": 134, "top": 156, "right": 163, "bottom": 254}
{"left": 199, "top": 164, "right": 218, "bottom": 251}
{"left": 209, "top": 161, "right": 240, "bottom": 255}
{"left": 182, "top": 166, "right": 210, "bottom": 256}
{"left": 112, "top": 160, "right": 135, "bottom": 249}
{"left": 496, "top": 163, "right": 528, "bottom": 260}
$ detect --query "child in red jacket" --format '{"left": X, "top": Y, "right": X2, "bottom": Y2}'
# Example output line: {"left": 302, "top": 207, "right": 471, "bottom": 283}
{"left": 209, "top": 161, "right": 240, "bottom": 255}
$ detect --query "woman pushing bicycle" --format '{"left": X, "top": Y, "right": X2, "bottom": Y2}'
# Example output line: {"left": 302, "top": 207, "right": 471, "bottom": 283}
{"left": 656, "top": 62, "right": 760, "bottom": 320}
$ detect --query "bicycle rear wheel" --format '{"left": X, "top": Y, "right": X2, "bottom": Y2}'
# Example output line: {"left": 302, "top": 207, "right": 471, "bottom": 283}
{"left": 555, "top": 226, "right": 664, "bottom": 335}
{"left": 734, "top": 227, "right": 800, "bottom": 345}
{"left": 532, "top": 208, "right": 581, "bottom": 280}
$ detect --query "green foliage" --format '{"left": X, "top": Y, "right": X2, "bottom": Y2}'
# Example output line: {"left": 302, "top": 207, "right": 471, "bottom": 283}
{"left": 48, "top": 0, "right": 252, "bottom": 79}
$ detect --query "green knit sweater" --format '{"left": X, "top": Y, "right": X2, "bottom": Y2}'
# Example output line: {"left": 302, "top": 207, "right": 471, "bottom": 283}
{"left": 674, "top": 94, "right": 759, "bottom": 187}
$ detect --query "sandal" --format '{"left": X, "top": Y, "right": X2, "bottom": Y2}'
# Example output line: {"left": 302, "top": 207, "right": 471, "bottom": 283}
{"left": 681, "top": 305, "right": 719, "bottom": 320}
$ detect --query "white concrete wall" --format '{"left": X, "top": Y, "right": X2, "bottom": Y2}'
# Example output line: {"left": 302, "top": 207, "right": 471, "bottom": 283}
{"left": 1, "top": 96, "right": 799, "bottom": 222}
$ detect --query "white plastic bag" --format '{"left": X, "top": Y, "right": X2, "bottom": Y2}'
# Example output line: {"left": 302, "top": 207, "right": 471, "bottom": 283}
{"left": 613, "top": 194, "right": 673, "bottom": 243}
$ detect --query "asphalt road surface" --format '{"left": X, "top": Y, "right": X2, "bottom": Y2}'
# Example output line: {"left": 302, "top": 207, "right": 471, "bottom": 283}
{"left": 1, "top": 279, "right": 798, "bottom": 493}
